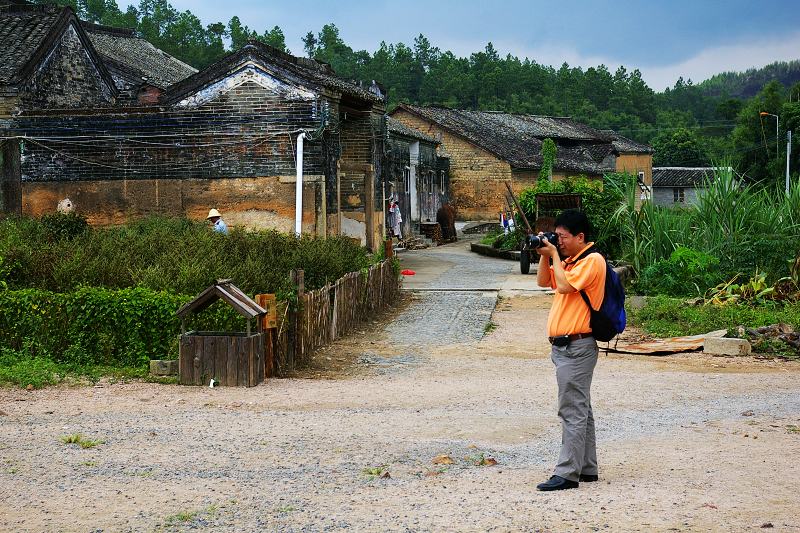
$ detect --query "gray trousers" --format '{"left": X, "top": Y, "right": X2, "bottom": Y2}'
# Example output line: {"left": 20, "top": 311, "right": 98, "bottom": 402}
{"left": 550, "top": 337, "right": 598, "bottom": 482}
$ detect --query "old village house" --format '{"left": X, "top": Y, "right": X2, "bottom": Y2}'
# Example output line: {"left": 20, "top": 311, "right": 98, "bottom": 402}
{"left": 390, "top": 104, "right": 653, "bottom": 220}
{"left": 0, "top": 2, "right": 407, "bottom": 249}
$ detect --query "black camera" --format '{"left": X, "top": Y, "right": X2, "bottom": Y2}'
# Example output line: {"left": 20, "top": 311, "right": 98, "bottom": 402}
{"left": 527, "top": 232, "right": 558, "bottom": 249}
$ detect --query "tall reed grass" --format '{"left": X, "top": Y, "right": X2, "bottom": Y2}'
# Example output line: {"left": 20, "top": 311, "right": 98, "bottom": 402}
{"left": 611, "top": 165, "right": 800, "bottom": 287}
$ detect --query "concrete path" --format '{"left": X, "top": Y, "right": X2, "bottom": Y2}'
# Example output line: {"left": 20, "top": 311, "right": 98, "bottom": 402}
{"left": 398, "top": 237, "right": 547, "bottom": 294}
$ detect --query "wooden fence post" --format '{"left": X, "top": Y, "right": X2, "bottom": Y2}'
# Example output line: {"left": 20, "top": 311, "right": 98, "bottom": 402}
{"left": 291, "top": 269, "right": 304, "bottom": 368}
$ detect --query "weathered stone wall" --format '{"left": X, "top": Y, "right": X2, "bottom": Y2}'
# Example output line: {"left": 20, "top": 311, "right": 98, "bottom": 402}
{"left": 22, "top": 175, "right": 321, "bottom": 232}
{"left": 20, "top": 23, "right": 114, "bottom": 110}
{"left": 392, "top": 109, "right": 512, "bottom": 221}
{"left": 18, "top": 81, "right": 325, "bottom": 182}
{"left": 13, "top": 79, "right": 331, "bottom": 231}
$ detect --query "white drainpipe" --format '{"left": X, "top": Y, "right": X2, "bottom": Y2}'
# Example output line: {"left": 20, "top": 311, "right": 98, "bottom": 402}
{"left": 295, "top": 132, "right": 306, "bottom": 236}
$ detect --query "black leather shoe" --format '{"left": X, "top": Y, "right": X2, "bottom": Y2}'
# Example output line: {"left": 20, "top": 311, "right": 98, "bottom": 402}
{"left": 536, "top": 475, "right": 579, "bottom": 491}
{"left": 579, "top": 474, "right": 599, "bottom": 482}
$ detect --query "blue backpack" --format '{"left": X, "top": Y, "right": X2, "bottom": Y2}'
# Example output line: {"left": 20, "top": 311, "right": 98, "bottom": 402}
{"left": 575, "top": 247, "right": 626, "bottom": 342}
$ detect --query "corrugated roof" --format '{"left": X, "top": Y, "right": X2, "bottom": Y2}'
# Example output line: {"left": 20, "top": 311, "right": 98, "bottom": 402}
{"left": 163, "top": 41, "right": 383, "bottom": 106}
{"left": 83, "top": 22, "right": 197, "bottom": 90}
{"left": 0, "top": 4, "right": 66, "bottom": 84}
{"left": 392, "top": 104, "right": 616, "bottom": 173}
{"left": 652, "top": 167, "right": 733, "bottom": 187}
{"left": 387, "top": 116, "right": 437, "bottom": 143}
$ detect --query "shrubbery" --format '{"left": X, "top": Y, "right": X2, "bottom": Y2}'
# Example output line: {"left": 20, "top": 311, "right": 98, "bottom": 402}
{"left": 637, "top": 247, "right": 725, "bottom": 297}
{"left": 0, "top": 286, "right": 243, "bottom": 370}
{"left": 0, "top": 215, "right": 371, "bottom": 298}
{"left": 0, "top": 215, "right": 381, "bottom": 387}
{"left": 629, "top": 295, "right": 800, "bottom": 340}
{"left": 517, "top": 174, "right": 627, "bottom": 257}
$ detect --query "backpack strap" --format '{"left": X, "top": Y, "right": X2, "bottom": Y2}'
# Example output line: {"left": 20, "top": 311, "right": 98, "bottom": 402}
{"left": 579, "top": 289, "right": 595, "bottom": 312}
{"left": 573, "top": 245, "right": 602, "bottom": 313}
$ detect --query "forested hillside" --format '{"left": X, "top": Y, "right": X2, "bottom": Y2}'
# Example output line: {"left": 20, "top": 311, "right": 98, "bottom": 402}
{"left": 701, "top": 61, "right": 800, "bottom": 99}
{"left": 27, "top": 0, "right": 800, "bottom": 186}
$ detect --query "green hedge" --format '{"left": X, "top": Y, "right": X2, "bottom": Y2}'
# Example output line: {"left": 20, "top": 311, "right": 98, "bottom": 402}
{"left": 0, "top": 215, "right": 371, "bottom": 298}
{"left": 0, "top": 287, "right": 243, "bottom": 368}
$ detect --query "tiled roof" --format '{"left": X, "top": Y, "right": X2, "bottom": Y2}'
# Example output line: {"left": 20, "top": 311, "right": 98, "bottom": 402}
{"left": 601, "top": 130, "right": 654, "bottom": 154}
{"left": 387, "top": 116, "right": 436, "bottom": 143}
{"left": 0, "top": 4, "right": 66, "bottom": 84}
{"left": 652, "top": 167, "right": 733, "bottom": 187}
{"left": 163, "top": 41, "right": 383, "bottom": 106}
{"left": 83, "top": 22, "right": 197, "bottom": 90}
{"left": 392, "top": 104, "right": 616, "bottom": 173}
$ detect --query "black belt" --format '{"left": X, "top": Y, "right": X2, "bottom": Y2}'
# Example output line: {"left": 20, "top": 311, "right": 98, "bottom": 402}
{"left": 548, "top": 332, "right": 593, "bottom": 346}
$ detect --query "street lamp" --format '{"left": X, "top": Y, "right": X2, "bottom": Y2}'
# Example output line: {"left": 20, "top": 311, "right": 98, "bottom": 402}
{"left": 760, "top": 111, "right": 779, "bottom": 162}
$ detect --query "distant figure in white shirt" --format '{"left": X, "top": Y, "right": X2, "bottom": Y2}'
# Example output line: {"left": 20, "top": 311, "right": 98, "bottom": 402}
{"left": 206, "top": 208, "right": 229, "bottom": 235}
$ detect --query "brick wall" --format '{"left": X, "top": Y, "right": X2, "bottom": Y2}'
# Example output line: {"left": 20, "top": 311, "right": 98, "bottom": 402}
{"left": 392, "top": 109, "right": 512, "bottom": 220}
{"left": 13, "top": 79, "right": 333, "bottom": 231}
{"left": 616, "top": 153, "right": 653, "bottom": 209}
{"left": 21, "top": 23, "right": 114, "bottom": 110}
{"left": 17, "top": 81, "right": 326, "bottom": 183}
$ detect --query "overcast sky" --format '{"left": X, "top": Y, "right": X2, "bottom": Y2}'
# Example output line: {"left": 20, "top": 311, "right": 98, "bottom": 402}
{"left": 120, "top": 0, "right": 800, "bottom": 91}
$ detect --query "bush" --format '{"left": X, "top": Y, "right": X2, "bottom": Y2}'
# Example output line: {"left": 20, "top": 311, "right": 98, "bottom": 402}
{"left": 637, "top": 247, "right": 724, "bottom": 297}
{"left": 0, "top": 216, "right": 371, "bottom": 298}
{"left": 517, "top": 174, "right": 626, "bottom": 257}
{"left": 629, "top": 295, "right": 800, "bottom": 338}
{"left": 0, "top": 287, "right": 244, "bottom": 368}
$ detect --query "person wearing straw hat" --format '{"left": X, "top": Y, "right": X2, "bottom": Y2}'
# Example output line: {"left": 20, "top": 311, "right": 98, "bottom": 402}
{"left": 206, "top": 208, "right": 229, "bottom": 235}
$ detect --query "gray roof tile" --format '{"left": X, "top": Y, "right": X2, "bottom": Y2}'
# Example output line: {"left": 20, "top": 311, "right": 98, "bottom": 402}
{"left": 393, "top": 104, "right": 616, "bottom": 173}
{"left": 0, "top": 4, "right": 64, "bottom": 84}
{"left": 83, "top": 23, "right": 197, "bottom": 90}
{"left": 387, "top": 116, "right": 436, "bottom": 143}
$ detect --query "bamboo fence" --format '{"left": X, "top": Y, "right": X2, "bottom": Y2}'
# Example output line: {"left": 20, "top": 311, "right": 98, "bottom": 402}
{"left": 275, "top": 260, "right": 400, "bottom": 374}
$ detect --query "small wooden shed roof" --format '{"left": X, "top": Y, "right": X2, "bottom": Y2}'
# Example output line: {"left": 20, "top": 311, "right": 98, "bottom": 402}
{"left": 176, "top": 279, "right": 266, "bottom": 320}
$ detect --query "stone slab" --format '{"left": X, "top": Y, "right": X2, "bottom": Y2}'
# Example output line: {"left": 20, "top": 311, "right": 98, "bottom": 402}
{"left": 150, "top": 359, "right": 179, "bottom": 376}
{"left": 703, "top": 337, "right": 752, "bottom": 356}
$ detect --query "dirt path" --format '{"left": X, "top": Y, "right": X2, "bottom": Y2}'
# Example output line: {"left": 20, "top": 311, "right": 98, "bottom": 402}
{"left": 1, "top": 241, "right": 799, "bottom": 532}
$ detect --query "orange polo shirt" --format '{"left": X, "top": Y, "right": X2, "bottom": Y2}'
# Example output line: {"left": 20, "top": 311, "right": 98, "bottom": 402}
{"left": 546, "top": 242, "right": 606, "bottom": 337}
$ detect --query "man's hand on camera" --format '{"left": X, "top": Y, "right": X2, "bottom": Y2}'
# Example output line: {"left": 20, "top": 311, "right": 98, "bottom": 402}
{"left": 535, "top": 233, "right": 558, "bottom": 257}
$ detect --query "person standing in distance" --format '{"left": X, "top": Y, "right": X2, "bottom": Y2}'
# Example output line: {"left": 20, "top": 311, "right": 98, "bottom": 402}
{"left": 535, "top": 209, "right": 606, "bottom": 491}
{"left": 206, "top": 208, "right": 229, "bottom": 235}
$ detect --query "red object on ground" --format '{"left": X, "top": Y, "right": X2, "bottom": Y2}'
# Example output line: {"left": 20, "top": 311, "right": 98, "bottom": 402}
{"left": 401, "top": 269, "right": 416, "bottom": 276}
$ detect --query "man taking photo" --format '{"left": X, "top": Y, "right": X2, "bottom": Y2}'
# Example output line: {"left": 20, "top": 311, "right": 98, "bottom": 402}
{"left": 535, "top": 209, "right": 606, "bottom": 491}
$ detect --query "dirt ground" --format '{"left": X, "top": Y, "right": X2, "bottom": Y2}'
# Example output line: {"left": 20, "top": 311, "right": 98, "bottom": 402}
{"left": 1, "top": 292, "right": 799, "bottom": 532}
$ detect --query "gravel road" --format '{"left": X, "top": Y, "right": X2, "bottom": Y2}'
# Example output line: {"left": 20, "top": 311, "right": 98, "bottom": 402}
{"left": 1, "top": 240, "right": 798, "bottom": 532}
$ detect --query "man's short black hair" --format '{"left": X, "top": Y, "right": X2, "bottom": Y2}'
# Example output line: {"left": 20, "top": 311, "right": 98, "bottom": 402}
{"left": 555, "top": 209, "right": 592, "bottom": 239}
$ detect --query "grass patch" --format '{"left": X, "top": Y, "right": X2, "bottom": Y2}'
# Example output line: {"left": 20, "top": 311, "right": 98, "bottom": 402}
{"left": 629, "top": 296, "right": 800, "bottom": 338}
{"left": 59, "top": 433, "right": 104, "bottom": 449}
{"left": 0, "top": 346, "right": 148, "bottom": 389}
{"left": 483, "top": 321, "right": 498, "bottom": 335}
{"left": 362, "top": 465, "right": 390, "bottom": 480}
{"left": 163, "top": 504, "right": 218, "bottom": 527}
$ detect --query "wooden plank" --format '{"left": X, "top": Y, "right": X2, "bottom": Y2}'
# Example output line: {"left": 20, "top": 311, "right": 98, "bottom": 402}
{"left": 255, "top": 294, "right": 277, "bottom": 330}
{"left": 192, "top": 336, "right": 201, "bottom": 385}
{"left": 237, "top": 336, "right": 248, "bottom": 386}
{"left": 214, "top": 335, "right": 227, "bottom": 386}
{"left": 256, "top": 334, "right": 265, "bottom": 385}
{"left": 178, "top": 335, "right": 190, "bottom": 385}
{"left": 248, "top": 335, "right": 256, "bottom": 387}
{"left": 226, "top": 337, "right": 238, "bottom": 387}
{"left": 202, "top": 336, "right": 215, "bottom": 385}
{"left": 264, "top": 329, "right": 273, "bottom": 379}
